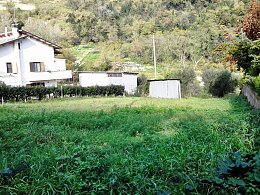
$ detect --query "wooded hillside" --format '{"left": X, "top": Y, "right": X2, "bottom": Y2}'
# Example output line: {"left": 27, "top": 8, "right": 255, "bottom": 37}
{"left": 0, "top": 0, "right": 253, "bottom": 73}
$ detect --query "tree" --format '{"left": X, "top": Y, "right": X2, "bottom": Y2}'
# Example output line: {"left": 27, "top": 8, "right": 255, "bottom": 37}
{"left": 230, "top": 39, "right": 260, "bottom": 76}
{"left": 168, "top": 67, "right": 201, "bottom": 97}
{"left": 24, "top": 18, "right": 63, "bottom": 44}
{"left": 243, "top": 0, "right": 260, "bottom": 40}
{"left": 208, "top": 70, "right": 237, "bottom": 97}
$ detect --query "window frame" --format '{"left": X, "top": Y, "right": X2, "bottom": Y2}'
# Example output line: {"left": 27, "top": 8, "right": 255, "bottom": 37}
{"left": 6, "top": 62, "right": 12, "bottom": 73}
{"left": 30, "top": 62, "right": 45, "bottom": 72}
{"left": 107, "top": 73, "right": 122, "bottom": 77}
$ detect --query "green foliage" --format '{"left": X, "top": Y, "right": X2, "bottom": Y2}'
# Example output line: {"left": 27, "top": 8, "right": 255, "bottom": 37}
{"left": 230, "top": 39, "right": 260, "bottom": 76}
{"left": 60, "top": 48, "right": 77, "bottom": 70}
{"left": 184, "top": 152, "right": 260, "bottom": 194}
{"left": 238, "top": 75, "right": 254, "bottom": 88}
{"left": 0, "top": 0, "right": 251, "bottom": 72}
{"left": 209, "top": 71, "right": 238, "bottom": 97}
{"left": 253, "top": 75, "right": 260, "bottom": 96}
{"left": 97, "top": 57, "right": 112, "bottom": 71}
{"left": 169, "top": 67, "right": 202, "bottom": 97}
{"left": 202, "top": 68, "right": 222, "bottom": 92}
{"left": 0, "top": 85, "right": 124, "bottom": 102}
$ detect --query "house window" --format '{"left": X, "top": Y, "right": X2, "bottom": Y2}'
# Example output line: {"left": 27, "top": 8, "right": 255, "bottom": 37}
{"left": 6, "top": 63, "right": 12, "bottom": 73}
{"left": 30, "top": 62, "right": 45, "bottom": 72}
{"left": 107, "top": 73, "right": 122, "bottom": 77}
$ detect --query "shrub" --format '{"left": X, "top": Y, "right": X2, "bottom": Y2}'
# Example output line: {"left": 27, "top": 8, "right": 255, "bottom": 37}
{"left": 208, "top": 71, "right": 238, "bottom": 97}
{"left": 202, "top": 68, "right": 222, "bottom": 92}
{"left": 0, "top": 85, "right": 125, "bottom": 102}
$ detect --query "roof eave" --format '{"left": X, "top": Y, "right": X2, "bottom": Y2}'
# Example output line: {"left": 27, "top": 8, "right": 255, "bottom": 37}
{"left": 0, "top": 35, "right": 28, "bottom": 47}
{"left": 19, "top": 30, "right": 62, "bottom": 49}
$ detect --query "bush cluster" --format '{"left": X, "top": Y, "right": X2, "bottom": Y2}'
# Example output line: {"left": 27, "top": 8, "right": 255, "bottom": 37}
{"left": 202, "top": 69, "right": 238, "bottom": 97}
{"left": 0, "top": 85, "right": 125, "bottom": 102}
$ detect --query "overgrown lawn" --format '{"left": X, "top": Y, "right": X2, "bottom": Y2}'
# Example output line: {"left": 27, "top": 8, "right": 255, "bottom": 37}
{"left": 0, "top": 96, "right": 259, "bottom": 194}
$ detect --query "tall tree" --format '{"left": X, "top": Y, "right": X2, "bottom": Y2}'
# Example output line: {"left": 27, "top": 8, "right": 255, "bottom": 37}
{"left": 243, "top": 0, "right": 260, "bottom": 40}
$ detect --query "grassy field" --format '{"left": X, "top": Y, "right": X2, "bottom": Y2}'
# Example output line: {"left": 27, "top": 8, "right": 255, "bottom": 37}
{"left": 0, "top": 96, "right": 259, "bottom": 194}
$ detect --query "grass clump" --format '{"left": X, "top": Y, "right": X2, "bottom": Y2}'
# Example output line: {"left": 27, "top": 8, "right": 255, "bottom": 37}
{"left": 0, "top": 96, "right": 259, "bottom": 193}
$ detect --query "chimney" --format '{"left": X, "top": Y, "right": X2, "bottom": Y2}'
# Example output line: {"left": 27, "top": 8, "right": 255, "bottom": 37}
{"left": 11, "top": 24, "right": 20, "bottom": 39}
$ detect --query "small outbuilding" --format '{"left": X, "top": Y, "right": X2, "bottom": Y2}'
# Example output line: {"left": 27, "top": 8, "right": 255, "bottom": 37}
{"left": 79, "top": 72, "right": 138, "bottom": 94}
{"left": 149, "top": 79, "right": 181, "bottom": 99}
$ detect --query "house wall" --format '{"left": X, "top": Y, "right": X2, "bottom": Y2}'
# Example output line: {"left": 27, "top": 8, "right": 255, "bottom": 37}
{"left": 19, "top": 37, "right": 55, "bottom": 84}
{"left": 149, "top": 80, "right": 181, "bottom": 99}
{"left": 54, "top": 58, "right": 66, "bottom": 71}
{"left": 0, "top": 36, "right": 71, "bottom": 86}
{"left": 0, "top": 42, "right": 23, "bottom": 86}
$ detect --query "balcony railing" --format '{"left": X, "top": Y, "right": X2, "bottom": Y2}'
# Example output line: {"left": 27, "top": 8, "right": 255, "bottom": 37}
{"left": 26, "top": 70, "right": 72, "bottom": 82}
{"left": 0, "top": 74, "right": 20, "bottom": 86}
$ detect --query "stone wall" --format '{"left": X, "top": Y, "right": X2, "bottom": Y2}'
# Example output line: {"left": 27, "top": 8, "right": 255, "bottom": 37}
{"left": 241, "top": 85, "right": 260, "bottom": 109}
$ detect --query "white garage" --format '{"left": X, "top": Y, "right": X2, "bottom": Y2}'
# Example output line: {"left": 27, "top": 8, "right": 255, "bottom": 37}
{"left": 79, "top": 72, "right": 138, "bottom": 94}
{"left": 149, "top": 79, "right": 181, "bottom": 99}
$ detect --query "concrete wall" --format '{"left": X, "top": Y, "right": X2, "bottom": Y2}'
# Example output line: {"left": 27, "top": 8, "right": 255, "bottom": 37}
{"left": 79, "top": 73, "right": 137, "bottom": 94}
{"left": 241, "top": 85, "right": 260, "bottom": 109}
{"left": 79, "top": 73, "right": 108, "bottom": 87}
{"left": 149, "top": 80, "right": 181, "bottom": 99}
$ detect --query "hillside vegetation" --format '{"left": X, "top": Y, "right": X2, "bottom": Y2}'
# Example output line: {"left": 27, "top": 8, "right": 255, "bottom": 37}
{"left": 0, "top": 97, "right": 259, "bottom": 193}
{"left": 0, "top": 0, "right": 252, "bottom": 74}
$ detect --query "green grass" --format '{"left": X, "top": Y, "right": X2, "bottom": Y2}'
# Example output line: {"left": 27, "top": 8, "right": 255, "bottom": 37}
{"left": 73, "top": 44, "right": 97, "bottom": 58}
{"left": 0, "top": 96, "right": 259, "bottom": 194}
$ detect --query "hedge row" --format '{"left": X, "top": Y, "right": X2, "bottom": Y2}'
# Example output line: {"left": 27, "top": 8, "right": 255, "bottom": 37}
{"left": 0, "top": 85, "right": 125, "bottom": 102}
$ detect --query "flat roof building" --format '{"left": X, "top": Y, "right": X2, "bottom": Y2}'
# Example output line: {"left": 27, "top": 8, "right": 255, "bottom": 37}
{"left": 79, "top": 72, "right": 138, "bottom": 94}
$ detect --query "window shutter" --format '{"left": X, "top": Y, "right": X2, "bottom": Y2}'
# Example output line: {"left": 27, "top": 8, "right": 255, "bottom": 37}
{"left": 30, "top": 62, "right": 34, "bottom": 72}
{"left": 12, "top": 63, "right": 18, "bottom": 74}
{"left": 40, "top": 62, "right": 45, "bottom": 72}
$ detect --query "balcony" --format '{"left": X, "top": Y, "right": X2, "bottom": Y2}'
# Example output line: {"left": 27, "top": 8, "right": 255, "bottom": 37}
{"left": 26, "top": 70, "right": 72, "bottom": 82}
{"left": 0, "top": 74, "right": 21, "bottom": 86}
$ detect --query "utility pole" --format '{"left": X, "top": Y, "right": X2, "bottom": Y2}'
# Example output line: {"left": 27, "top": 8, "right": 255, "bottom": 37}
{"left": 153, "top": 33, "right": 157, "bottom": 79}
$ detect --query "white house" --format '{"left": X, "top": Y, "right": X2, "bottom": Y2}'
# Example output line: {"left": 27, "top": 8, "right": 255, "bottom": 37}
{"left": 0, "top": 25, "right": 72, "bottom": 87}
{"left": 149, "top": 79, "right": 181, "bottom": 99}
{"left": 79, "top": 72, "right": 138, "bottom": 94}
